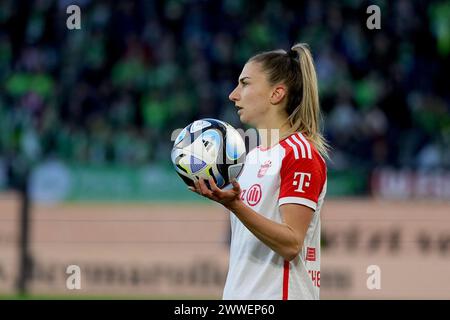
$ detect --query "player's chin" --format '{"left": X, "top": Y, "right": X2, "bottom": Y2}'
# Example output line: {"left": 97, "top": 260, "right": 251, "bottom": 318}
{"left": 240, "top": 116, "right": 257, "bottom": 128}
{"left": 238, "top": 113, "right": 249, "bottom": 125}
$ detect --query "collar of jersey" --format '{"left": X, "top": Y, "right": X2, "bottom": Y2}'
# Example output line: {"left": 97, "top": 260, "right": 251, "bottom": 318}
{"left": 257, "top": 132, "right": 299, "bottom": 152}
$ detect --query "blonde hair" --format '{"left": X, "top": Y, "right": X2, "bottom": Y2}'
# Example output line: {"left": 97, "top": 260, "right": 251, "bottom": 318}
{"left": 248, "top": 43, "right": 330, "bottom": 159}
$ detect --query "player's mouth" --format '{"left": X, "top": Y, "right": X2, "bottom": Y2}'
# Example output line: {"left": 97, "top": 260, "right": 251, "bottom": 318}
{"left": 236, "top": 105, "right": 243, "bottom": 114}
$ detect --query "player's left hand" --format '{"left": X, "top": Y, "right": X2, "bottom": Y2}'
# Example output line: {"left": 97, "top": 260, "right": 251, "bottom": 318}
{"left": 188, "top": 177, "right": 242, "bottom": 209}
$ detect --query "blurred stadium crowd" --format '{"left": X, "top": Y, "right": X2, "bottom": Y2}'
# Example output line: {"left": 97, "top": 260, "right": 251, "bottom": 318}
{"left": 0, "top": 0, "right": 449, "bottom": 179}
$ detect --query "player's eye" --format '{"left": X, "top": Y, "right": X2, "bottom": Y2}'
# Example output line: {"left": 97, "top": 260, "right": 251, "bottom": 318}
{"left": 239, "top": 79, "right": 249, "bottom": 87}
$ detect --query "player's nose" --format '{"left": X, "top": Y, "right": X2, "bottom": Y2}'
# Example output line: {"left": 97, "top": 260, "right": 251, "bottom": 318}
{"left": 229, "top": 86, "right": 240, "bottom": 102}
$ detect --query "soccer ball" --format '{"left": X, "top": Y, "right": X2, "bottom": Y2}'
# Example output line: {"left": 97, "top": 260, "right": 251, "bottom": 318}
{"left": 171, "top": 118, "right": 246, "bottom": 189}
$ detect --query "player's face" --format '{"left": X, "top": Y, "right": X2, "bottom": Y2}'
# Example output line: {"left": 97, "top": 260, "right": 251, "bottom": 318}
{"left": 229, "top": 61, "right": 272, "bottom": 127}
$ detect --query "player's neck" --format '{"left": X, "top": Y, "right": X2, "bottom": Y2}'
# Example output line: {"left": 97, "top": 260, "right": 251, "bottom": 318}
{"left": 257, "top": 121, "right": 292, "bottom": 149}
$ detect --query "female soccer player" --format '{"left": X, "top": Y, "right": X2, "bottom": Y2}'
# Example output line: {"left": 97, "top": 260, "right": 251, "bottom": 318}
{"left": 189, "top": 43, "right": 328, "bottom": 300}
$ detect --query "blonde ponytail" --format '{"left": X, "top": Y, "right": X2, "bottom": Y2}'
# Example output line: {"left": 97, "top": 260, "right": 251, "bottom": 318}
{"left": 286, "top": 43, "right": 329, "bottom": 159}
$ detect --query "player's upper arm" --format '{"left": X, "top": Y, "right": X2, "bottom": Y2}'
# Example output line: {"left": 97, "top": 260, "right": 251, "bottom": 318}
{"left": 279, "top": 203, "right": 313, "bottom": 249}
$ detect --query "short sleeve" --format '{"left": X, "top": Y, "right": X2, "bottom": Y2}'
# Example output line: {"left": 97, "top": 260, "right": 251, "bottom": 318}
{"left": 278, "top": 139, "right": 326, "bottom": 211}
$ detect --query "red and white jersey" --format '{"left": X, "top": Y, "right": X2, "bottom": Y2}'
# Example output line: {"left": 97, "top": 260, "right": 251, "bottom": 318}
{"left": 223, "top": 132, "right": 327, "bottom": 300}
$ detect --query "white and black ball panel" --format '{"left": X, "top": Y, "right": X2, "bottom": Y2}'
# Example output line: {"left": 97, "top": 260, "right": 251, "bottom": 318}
{"left": 171, "top": 118, "right": 246, "bottom": 188}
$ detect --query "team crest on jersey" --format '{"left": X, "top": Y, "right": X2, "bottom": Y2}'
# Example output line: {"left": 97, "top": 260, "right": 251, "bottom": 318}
{"left": 257, "top": 160, "right": 272, "bottom": 178}
{"left": 246, "top": 184, "right": 262, "bottom": 206}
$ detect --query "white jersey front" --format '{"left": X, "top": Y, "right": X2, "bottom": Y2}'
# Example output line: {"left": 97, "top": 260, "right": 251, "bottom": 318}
{"left": 223, "top": 132, "right": 327, "bottom": 300}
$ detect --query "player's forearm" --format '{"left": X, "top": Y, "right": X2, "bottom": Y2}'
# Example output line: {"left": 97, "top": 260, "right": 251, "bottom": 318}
{"left": 226, "top": 200, "right": 301, "bottom": 261}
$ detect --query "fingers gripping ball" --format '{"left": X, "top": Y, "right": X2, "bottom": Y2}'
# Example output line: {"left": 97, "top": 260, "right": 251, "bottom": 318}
{"left": 171, "top": 118, "right": 246, "bottom": 189}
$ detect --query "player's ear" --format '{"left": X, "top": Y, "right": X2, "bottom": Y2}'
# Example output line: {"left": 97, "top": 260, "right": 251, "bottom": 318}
{"left": 270, "top": 85, "right": 287, "bottom": 105}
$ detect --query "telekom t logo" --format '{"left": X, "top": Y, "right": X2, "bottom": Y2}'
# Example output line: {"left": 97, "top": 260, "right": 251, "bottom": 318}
{"left": 293, "top": 172, "right": 311, "bottom": 193}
